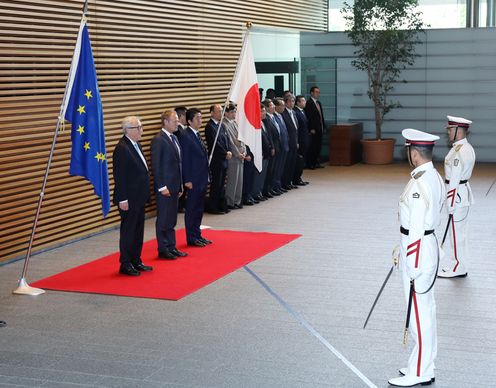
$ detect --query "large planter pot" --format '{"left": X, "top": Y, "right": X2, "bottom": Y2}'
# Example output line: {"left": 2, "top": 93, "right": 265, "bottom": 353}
{"left": 360, "top": 138, "right": 396, "bottom": 164}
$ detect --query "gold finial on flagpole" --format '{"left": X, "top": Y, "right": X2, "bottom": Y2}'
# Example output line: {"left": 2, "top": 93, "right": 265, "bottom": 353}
{"left": 245, "top": 21, "right": 252, "bottom": 29}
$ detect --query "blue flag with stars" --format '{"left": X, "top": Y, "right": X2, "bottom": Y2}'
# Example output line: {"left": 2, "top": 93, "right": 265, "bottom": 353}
{"left": 63, "top": 19, "right": 110, "bottom": 217}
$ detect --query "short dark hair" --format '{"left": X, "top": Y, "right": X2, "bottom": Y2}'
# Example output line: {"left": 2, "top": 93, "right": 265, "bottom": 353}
{"left": 411, "top": 145, "right": 434, "bottom": 160}
{"left": 175, "top": 106, "right": 187, "bottom": 118}
{"left": 225, "top": 103, "right": 236, "bottom": 112}
{"left": 262, "top": 98, "right": 273, "bottom": 108}
{"left": 310, "top": 86, "right": 320, "bottom": 93}
{"left": 186, "top": 108, "right": 201, "bottom": 123}
{"left": 295, "top": 95, "right": 305, "bottom": 105}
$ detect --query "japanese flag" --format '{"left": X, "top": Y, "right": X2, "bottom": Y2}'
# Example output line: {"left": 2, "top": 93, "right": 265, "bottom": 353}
{"left": 228, "top": 32, "right": 262, "bottom": 172}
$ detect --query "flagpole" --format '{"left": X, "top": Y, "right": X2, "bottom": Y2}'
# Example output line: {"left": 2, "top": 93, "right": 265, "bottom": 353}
{"left": 13, "top": 0, "right": 90, "bottom": 296}
{"left": 208, "top": 22, "right": 252, "bottom": 166}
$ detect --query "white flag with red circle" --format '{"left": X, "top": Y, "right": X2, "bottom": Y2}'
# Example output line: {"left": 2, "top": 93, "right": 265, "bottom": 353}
{"left": 228, "top": 32, "right": 262, "bottom": 172}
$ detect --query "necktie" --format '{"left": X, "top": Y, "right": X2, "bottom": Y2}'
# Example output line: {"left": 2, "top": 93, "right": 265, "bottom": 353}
{"left": 171, "top": 134, "right": 181, "bottom": 157}
{"left": 272, "top": 115, "right": 280, "bottom": 133}
{"left": 133, "top": 142, "right": 148, "bottom": 170}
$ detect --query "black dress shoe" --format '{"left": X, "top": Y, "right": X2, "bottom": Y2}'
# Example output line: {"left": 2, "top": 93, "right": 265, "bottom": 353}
{"left": 243, "top": 199, "right": 254, "bottom": 206}
{"left": 315, "top": 164, "right": 324, "bottom": 168}
{"left": 119, "top": 264, "right": 140, "bottom": 276}
{"left": 249, "top": 196, "right": 260, "bottom": 204}
{"left": 279, "top": 187, "right": 288, "bottom": 193}
{"left": 134, "top": 263, "right": 153, "bottom": 271}
{"left": 263, "top": 192, "right": 273, "bottom": 198}
{"left": 269, "top": 190, "right": 280, "bottom": 196}
{"left": 234, "top": 204, "right": 243, "bottom": 209}
{"left": 200, "top": 237, "right": 212, "bottom": 244}
{"left": 256, "top": 194, "right": 267, "bottom": 201}
{"left": 171, "top": 248, "right": 188, "bottom": 257}
{"left": 295, "top": 180, "right": 306, "bottom": 186}
{"left": 227, "top": 205, "right": 236, "bottom": 210}
{"left": 207, "top": 209, "right": 224, "bottom": 215}
{"left": 158, "top": 250, "right": 178, "bottom": 259}
{"left": 187, "top": 239, "right": 206, "bottom": 247}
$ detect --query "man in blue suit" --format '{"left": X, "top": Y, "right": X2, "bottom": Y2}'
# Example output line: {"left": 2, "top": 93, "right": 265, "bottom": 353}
{"left": 151, "top": 109, "right": 188, "bottom": 260}
{"left": 177, "top": 108, "right": 212, "bottom": 247}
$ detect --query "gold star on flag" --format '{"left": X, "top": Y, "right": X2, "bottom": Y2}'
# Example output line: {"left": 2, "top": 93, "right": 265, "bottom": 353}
{"left": 95, "top": 152, "right": 106, "bottom": 162}
{"left": 84, "top": 89, "right": 93, "bottom": 100}
{"left": 77, "top": 105, "right": 86, "bottom": 115}
{"left": 77, "top": 125, "right": 85, "bottom": 135}
{"left": 83, "top": 142, "right": 90, "bottom": 151}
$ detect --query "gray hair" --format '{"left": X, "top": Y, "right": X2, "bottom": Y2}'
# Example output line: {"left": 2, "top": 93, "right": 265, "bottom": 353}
{"left": 121, "top": 116, "right": 141, "bottom": 134}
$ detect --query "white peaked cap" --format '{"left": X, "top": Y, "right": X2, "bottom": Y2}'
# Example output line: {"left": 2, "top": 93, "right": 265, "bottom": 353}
{"left": 402, "top": 128, "right": 440, "bottom": 145}
{"left": 447, "top": 115, "right": 472, "bottom": 128}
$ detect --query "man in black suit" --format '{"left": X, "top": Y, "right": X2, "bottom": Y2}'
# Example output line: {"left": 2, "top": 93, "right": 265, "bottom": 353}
{"left": 112, "top": 116, "right": 153, "bottom": 276}
{"left": 304, "top": 86, "right": 325, "bottom": 169}
{"left": 281, "top": 94, "right": 299, "bottom": 189}
{"left": 272, "top": 98, "right": 290, "bottom": 193}
{"left": 205, "top": 104, "right": 232, "bottom": 214}
{"left": 262, "top": 99, "right": 281, "bottom": 197}
{"left": 151, "top": 109, "right": 188, "bottom": 260}
{"left": 294, "top": 95, "right": 310, "bottom": 186}
{"left": 251, "top": 103, "right": 274, "bottom": 201}
{"left": 177, "top": 108, "right": 212, "bottom": 247}
{"left": 174, "top": 106, "right": 188, "bottom": 214}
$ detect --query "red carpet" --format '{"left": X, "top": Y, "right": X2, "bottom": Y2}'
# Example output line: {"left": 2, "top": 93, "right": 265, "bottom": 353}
{"left": 32, "top": 229, "right": 300, "bottom": 300}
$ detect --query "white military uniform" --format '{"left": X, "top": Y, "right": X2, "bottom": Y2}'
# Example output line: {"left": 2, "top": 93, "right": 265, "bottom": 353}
{"left": 389, "top": 129, "right": 446, "bottom": 387}
{"left": 438, "top": 116, "right": 475, "bottom": 278}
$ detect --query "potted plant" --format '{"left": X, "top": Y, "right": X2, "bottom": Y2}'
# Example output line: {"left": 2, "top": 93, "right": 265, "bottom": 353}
{"left": 342, "top": 0, "right": 424, "bottom": 164}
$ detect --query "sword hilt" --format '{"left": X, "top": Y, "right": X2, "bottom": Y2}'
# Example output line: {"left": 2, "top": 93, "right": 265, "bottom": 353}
{"left": 403, "top": 328, "right": 409, "bottom": 345}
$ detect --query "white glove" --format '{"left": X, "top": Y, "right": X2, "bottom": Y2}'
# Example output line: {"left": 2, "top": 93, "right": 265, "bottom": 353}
{"left": 392, "top": 245, "right": 400, "bottom": 266}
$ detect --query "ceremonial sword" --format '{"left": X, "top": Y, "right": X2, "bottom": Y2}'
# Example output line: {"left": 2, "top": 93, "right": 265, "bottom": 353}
{"left": 403, "top": 280, "right": 414, "bottom": 345}
{"left": 363, "top": 263, "right": 396, "bottom": 329}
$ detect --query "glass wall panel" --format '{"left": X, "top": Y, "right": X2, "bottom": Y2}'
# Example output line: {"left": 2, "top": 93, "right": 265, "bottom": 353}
{"left": 328, "top": 0, "right": 492, "bottom": 30}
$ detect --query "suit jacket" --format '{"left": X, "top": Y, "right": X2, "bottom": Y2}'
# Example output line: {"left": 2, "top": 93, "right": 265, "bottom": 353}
{"left": 112, "top": 135, "right": 150, "bottom": 206}
{"left": 282, "top": 108, "right": 299, "bottom": 150}
{"left": 178, "top": 126, "right": 209, "bottom": 189}
{"left": 264, "top": 115, "right": 281, "bottom": 155}
{"left": 205, "top": 119, "right": 230, "bottom": 168}
{"left": 274, "top": 113, "right": 289, "bottom": 153}
{"left": 261, "top": 121, "right": 274, "bottom": 159}
{"left": 294, "top": 107, "right": 309, "bottom": 152}
{"left": 305, "top": 97, "right": 325, "bottom": 134}
{"left": 151, "top": 130, "right": 183, "bottom": 194}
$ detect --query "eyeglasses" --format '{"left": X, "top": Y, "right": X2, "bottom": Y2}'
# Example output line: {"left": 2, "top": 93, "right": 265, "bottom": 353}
{"left": 127, "top": 125, "right": 143, "bottom": 130}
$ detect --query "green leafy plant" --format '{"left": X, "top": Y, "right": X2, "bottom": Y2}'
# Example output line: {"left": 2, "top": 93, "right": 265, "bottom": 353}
{"left": 342, "top": 0, "right": 424, "bottom": 139}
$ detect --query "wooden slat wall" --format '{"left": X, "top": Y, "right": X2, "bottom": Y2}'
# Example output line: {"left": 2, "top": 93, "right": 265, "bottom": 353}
{"left": 0, "top": 0, "right": 327, "bottom": 263}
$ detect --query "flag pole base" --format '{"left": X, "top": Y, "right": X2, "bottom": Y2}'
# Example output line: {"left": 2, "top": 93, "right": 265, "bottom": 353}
{"left": 12, "top": 278, "right": 45, "bottom": 296}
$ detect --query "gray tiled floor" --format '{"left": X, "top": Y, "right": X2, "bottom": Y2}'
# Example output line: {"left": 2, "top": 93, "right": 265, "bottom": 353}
{"left": 1, "top": 163, "right": 495, "bottom": 387}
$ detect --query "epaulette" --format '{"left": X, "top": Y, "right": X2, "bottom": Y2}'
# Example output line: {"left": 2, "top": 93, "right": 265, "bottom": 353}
{"left": 455, "top": 144, "right": 463, "bottom": 152}
{"left": 413, "top": 171, "right": 425, "bottom": 179}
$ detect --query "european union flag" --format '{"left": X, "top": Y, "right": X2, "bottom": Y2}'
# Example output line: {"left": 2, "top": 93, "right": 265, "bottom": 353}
{"left": 63, "top": 19, "right": 110, "bottom": 217}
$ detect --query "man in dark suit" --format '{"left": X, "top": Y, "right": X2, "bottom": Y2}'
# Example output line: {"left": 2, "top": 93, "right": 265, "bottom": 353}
{"left": 262, "top": 99, "right": 282, "bottom": 197}
{"left": 294, "top": 95, "right": 310, "bottom": 186}
{"left": 281, "top": 95, "right": 299, "bottom": 189}
{"left": 251, "top": 103, "right": 274, "bottom": 201}
{"left": 304, "top": 86, "right": 325, "bottom": 169}
{"left": 177, "top": 108, "right": 212, "bottom": 247}
{"left": 112, "top": 116, "right": 153, "bottom": 276}
{"left": 272, "top": 98, "right": 290, "bottom": 193}
{"left": 151, "top": 109, "right": 188, "bottom": 260}
{"left": 174, "top": 106, "right": 188, "bottom": 214}
{"left": 205, "top": 104, "right": 232, "bottom": 214}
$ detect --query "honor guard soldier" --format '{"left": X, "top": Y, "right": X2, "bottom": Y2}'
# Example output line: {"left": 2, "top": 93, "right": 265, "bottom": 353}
{"left": 438, "top": 115, "right": 475, "bottom": 278}
{"left": 389, "top": 129, "right": 445, "bottom": 387}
